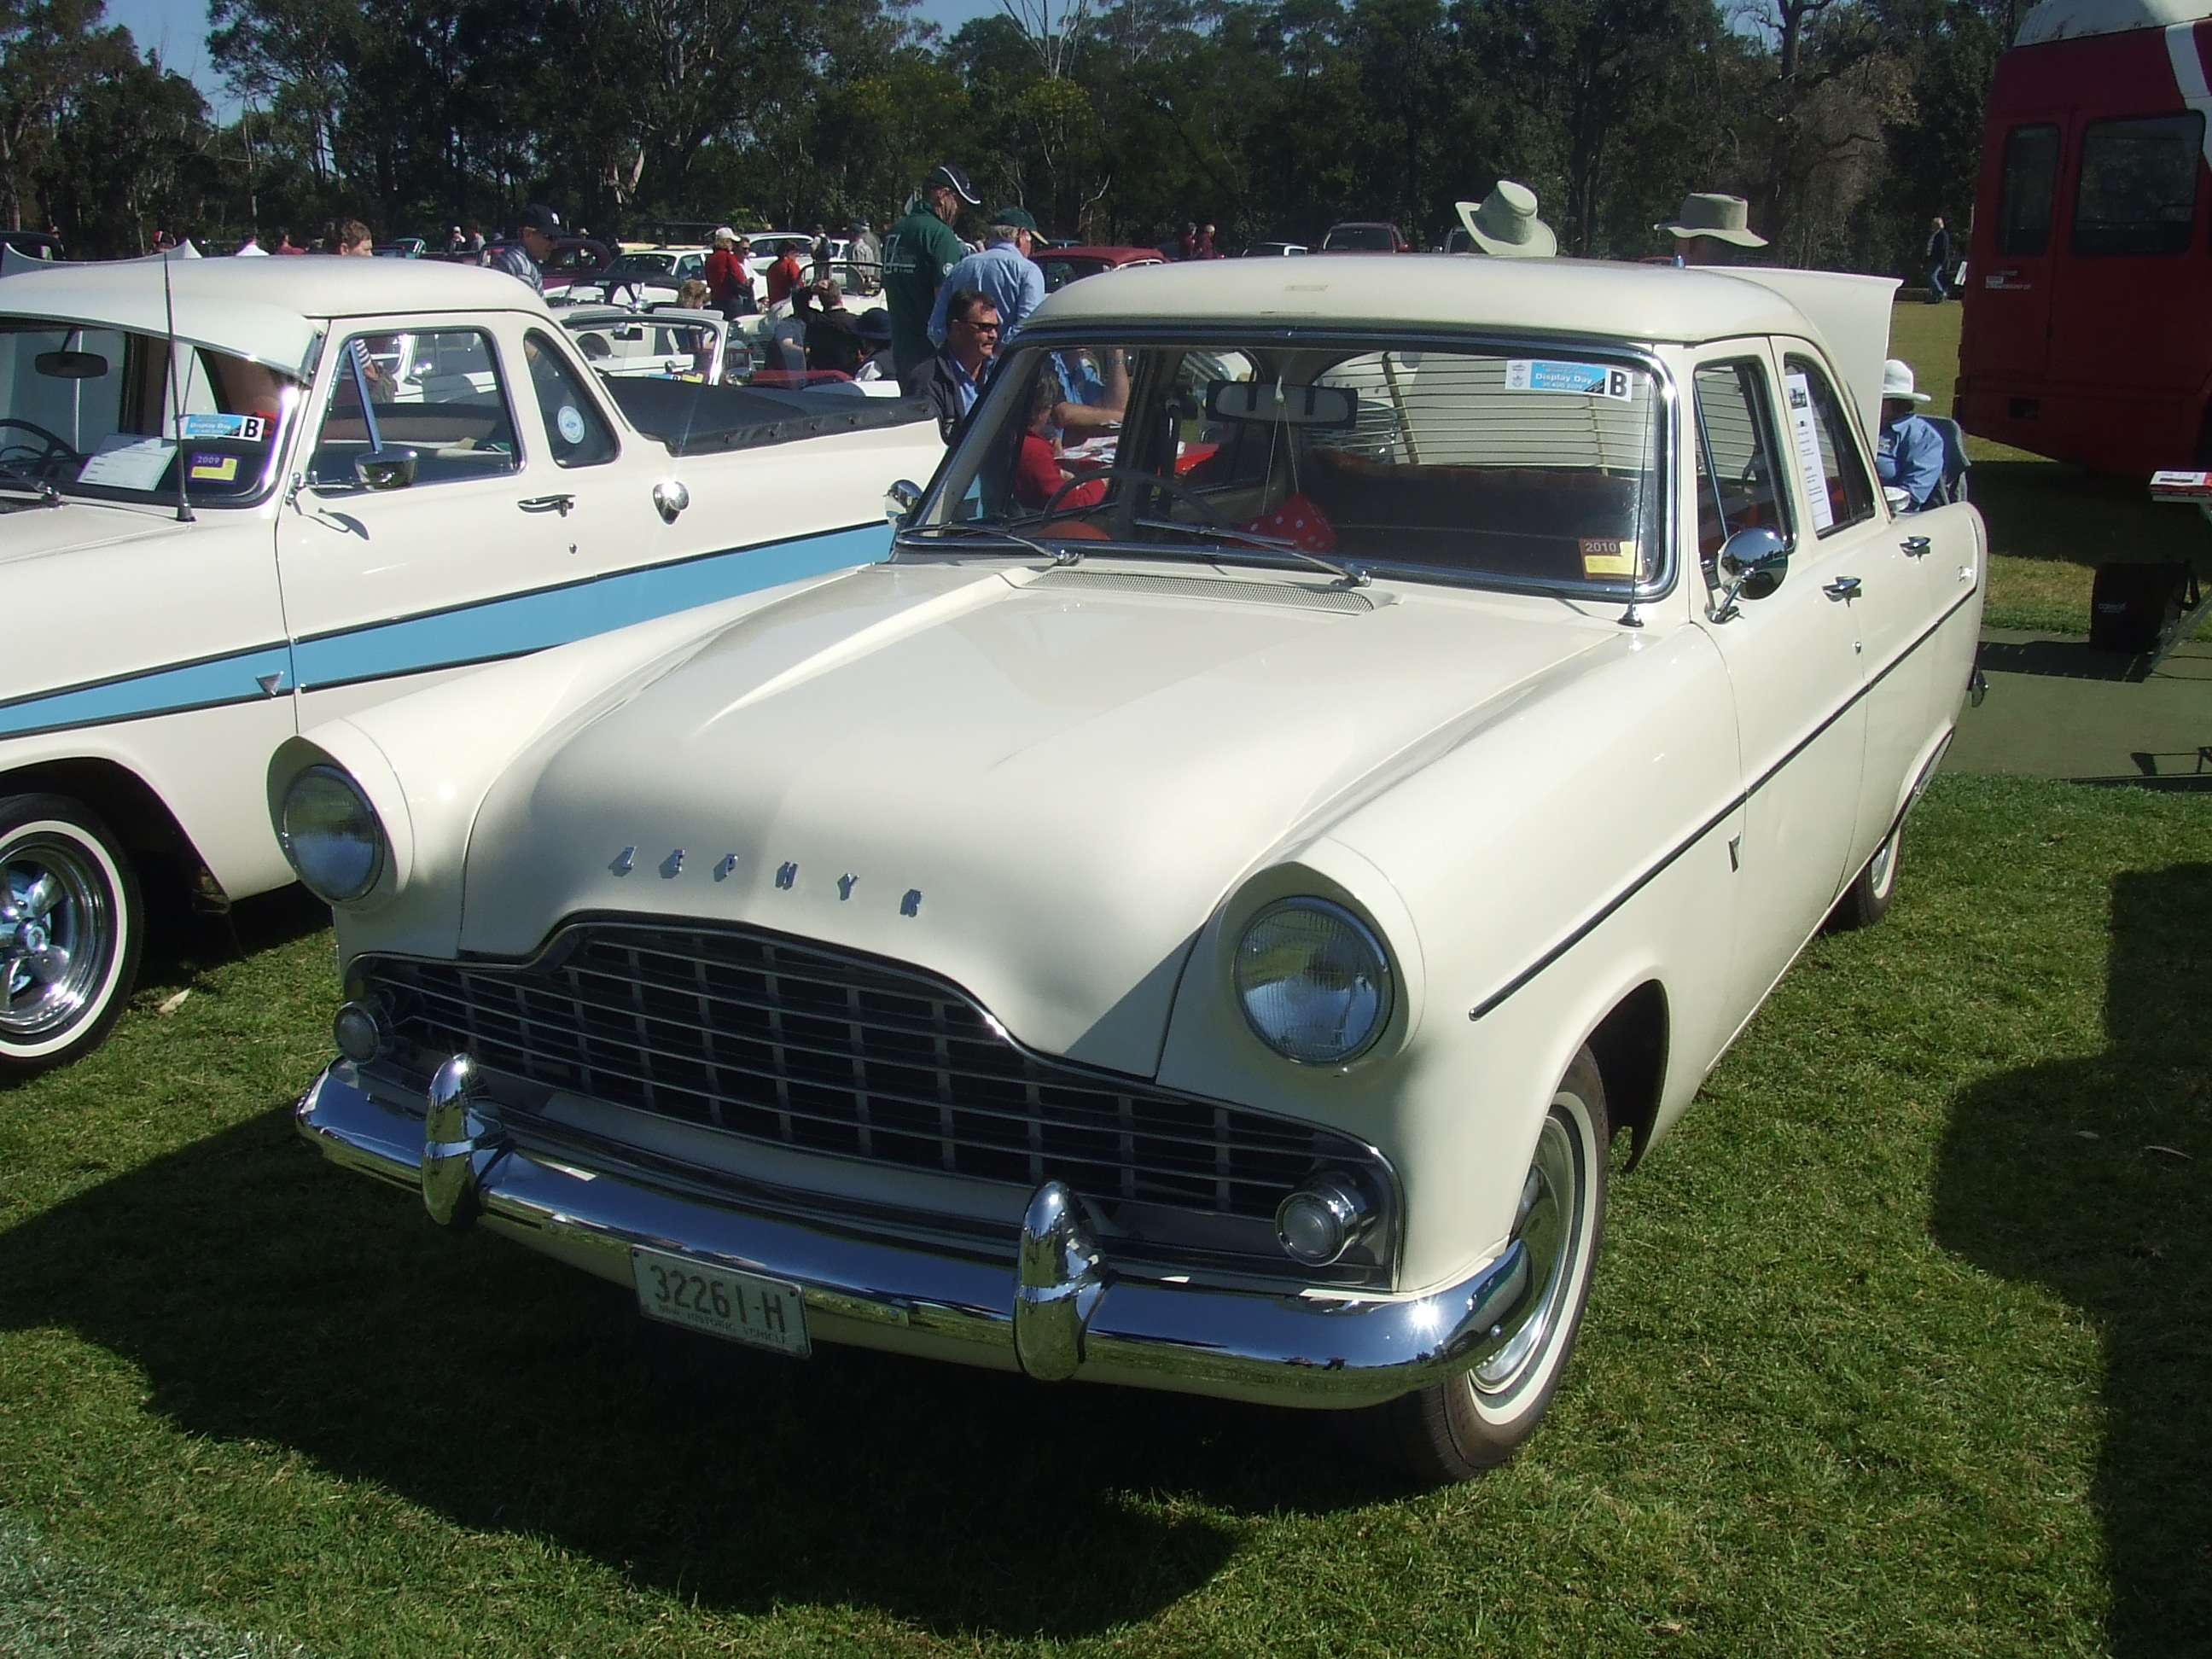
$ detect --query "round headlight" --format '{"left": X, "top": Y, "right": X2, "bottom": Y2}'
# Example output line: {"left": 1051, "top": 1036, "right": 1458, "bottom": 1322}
{"left": 1234, "top": 898, "right": 1392, "bottom": 1064}
{"left": 278, "top": 765, "right": 386, "bottom": 904}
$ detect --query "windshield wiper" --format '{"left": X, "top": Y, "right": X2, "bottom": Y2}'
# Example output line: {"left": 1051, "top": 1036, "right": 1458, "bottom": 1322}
{"left": 0, "top": 463, "right": 60, "bottom": 507}
{"left": 897, "top": 521, "right": 1062, "bottom": 562}
{"left": 1129, "top": 517, "right": 1368, "bottom": 587}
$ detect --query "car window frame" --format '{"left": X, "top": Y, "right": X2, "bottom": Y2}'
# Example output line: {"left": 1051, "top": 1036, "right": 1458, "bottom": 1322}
{"left": 1776, "top": 343, "right": 1880, "bottom": 540}
{"left": 1687, "top": 345, "right": 1797, "bottom": 595}
{"left": 906, "top": 323, "right": 1682, "bottom": 608}
{"left": 304, "top": 317, "right": 529, "bottom": 495}
{"left": 521, "top": 326, "right": 622, "bottom": 469}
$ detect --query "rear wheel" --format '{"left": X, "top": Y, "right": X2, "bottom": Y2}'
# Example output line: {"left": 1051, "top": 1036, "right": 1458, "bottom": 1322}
{"left": 0, "top": 795, "right": 143, "bottom": 1074}
{"left": 1831, "top": 820, "right": 1901, "bottom": 931}
{"left": 1381, "top": 1047, "right": 1610, "bottom": 1483}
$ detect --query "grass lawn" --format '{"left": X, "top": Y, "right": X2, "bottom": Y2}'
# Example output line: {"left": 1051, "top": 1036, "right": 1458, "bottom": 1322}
{"left": 1, "top": 773, "right": 2207, "bottom": 1656}
{"left": 1888, "top": 301, "right": 2212, "bottom": 638}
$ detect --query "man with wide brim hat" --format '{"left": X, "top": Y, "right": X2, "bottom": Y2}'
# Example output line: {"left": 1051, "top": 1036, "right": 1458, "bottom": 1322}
{"left": 1454, "top": 181, "right": 1556, "bottom": 258}
{"left": 1654, "top": 192, "right": 1767, "bottom": 265}
{"left": 885, "top": 163, "right": 983, "bottom": 388}
{"left": 929, "top": 204, "right": 1046, "bottom": 347}
{"left": 1877, "top": 358, "right": 1944, "bottom": 510}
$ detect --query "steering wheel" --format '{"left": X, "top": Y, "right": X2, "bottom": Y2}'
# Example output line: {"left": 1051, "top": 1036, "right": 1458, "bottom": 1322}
{"left": 0, "top": 417, "right": 81, "bottom": 468}
{"left": 1039, "top": 464, "right": 1223, "bottom": 527}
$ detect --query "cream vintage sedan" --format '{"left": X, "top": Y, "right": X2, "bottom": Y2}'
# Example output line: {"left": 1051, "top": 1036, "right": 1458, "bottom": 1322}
{"left": 282, "top": 257, "right": 1983, "bottom": 1481}
{"left": 0, "top": 255, "right": 937, "bottom": 1069}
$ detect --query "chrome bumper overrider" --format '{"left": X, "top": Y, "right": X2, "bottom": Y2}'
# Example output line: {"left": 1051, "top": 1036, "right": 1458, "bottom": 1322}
{"left": 294, "top": 1060, "right": 1531, "bottom": 1409}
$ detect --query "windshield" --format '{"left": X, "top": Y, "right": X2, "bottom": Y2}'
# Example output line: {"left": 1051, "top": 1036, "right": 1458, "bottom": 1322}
{"left": 0, "top": 319, "right": 301, "bottom": 505}
{"left": 1324, "top": 226, "right": 1396, "bottom": 251}
{"left": 911, "top": 337, "right": 1666, "bottom": 594}
{"left": 604, "top": 253, "right": 678, "bottom": 281}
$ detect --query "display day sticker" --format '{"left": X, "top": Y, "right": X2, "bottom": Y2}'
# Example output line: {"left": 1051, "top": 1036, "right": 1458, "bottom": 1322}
{"left": 175, "top": 411, "right": 265, "bottom": 441}
{"left": 1782, "top": 372, "right": 1834, "bottom": 533}
{"left": 1505, "top": 359, "right": 1633, "bottom": 400}
{"left": 1580, "top": 538, "right": 1639, "bottom": 577}
{"left": 76, "top": 435, "right": 176, "bottom": 490}
{"left": 188, "top": 451, "right": 238, "bottom": 482}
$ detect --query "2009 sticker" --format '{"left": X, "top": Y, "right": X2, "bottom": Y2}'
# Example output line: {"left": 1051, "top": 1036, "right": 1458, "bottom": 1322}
{"left": 176, "top": 412, "right": 265, "bottom": 441}
{"left": 187, "top": 451, "right": 238, "bottom": 482}
{"left": 1505, "top": 360, "right": 1633, "bottom": 400}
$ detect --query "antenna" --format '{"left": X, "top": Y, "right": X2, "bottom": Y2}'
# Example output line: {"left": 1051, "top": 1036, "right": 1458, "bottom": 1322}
{"left": 160, "top": 247, "right": 194, "bottom": 523}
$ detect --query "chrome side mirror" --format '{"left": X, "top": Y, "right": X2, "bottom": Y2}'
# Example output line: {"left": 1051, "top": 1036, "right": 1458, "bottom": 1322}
{"left": 354, "top": 447, "right": 418, "bottom": 491}
{"left": 1708, "top": 525, "right": 1790, "bottom": 621}
{"left": 885, "top": 478, "right": 922, "bottom": 526}
{"left": 652, "top": 479, "right": 690, "bottom": 523}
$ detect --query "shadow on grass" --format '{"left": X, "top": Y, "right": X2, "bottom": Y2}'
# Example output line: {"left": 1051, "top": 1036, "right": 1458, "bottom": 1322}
{"left": 1933, "top": 864, "right": 2212, "bottom": 1655}
{"left": 0, "top": 1094, "right": 1396, "bottom": 1636}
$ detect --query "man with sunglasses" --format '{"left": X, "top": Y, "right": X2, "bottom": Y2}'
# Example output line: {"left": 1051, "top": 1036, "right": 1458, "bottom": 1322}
{"left": 907, "top": 288, "right": 1000, "bottom": 441}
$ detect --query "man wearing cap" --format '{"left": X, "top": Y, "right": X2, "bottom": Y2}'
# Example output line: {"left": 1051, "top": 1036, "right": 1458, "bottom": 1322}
{"left": 1877, "top": 358, "right": 1944, "bottom": 511}
{"left": 885, "top": 164, "right": 981, "bottom": 390}
{"left": 705, "top": 227, "right": 755, "bottom": 319}
{"left": 928, "top": 206, "right": 1045, "bottom": 350}
{"left": 1654, "top": 192, "right": 1767, "bottom": 266}
{"left": 1453, "top": 181, "right": 1556, "bottom": 257}
{"left": 492, "top": 204, "right": 561, "bottom": 293}
{"left": 853, "top": 307, "right": 896, "bottom": 381}
{"left": 844, "top": 218, "right": 881, "bottom": 294}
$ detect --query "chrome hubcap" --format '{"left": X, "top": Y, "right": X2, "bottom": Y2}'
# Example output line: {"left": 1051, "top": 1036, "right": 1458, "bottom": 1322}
{"left": 1472, "top": 1109, "right": 1584, "bottom": 1398}
{"left": 1867, "top": 830, "right": 1897, "bottom": 896}
{"left": 1, "top": 837, "right": 109, "bottom": 1039}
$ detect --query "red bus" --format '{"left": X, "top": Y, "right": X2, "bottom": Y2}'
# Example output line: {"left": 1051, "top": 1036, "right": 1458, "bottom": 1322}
{"left": 1959, "top": 0, "right": 2212, "bottom": 474}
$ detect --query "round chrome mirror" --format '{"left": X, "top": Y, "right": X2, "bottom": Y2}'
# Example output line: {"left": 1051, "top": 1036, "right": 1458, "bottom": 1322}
{"left": 1718, "top": 525, "right": 1789, "bottom": 599}
{"left": 884, "top": 478, "right": 922, "bottom": 526}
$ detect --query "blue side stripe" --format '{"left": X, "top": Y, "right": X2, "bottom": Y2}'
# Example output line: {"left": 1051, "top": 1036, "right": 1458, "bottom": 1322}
{"left": 0, "top": 523, "right": 891, "bottom": 741}
{"left": 0, "top": 646, "right": 294, "bottom": 742}
{"left": 292, "top": 521, "right": 891, "bottom": 690}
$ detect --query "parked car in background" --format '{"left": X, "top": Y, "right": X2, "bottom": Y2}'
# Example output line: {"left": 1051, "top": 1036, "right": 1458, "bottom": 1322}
{"left": 374, "top": 238, "right": 428, "bottom": 259}
{"left": 1319, "top": 221, "right": 1412, "bottom": 252}
{"left": 559, "top": 303, "right": 753, "bottom": 384}
{"left": 288, "top": 254, "right": 1982, "bottom": 1485}
{"left": 483, "top": 236, "right": 612, "bottom": 300}
{"left": 0, "top": 255, "right": 937, "bottom": 1070}
{"left": 1243, "top": 240, "right": 1309, "bottom": 257}
{"left": 564, "top": 247, "right": 711, "bottom": 308}
{"left": 1032, "top": 244, "right": 1167, "bottom": 292}
{"left": 2, "top": 231, "right": 66, "bottom": 263}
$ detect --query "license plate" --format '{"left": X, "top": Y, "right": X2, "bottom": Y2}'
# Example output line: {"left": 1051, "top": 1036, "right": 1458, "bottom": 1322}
{"left": 631, "top": 1246, "right": 811, "bottom": 1357}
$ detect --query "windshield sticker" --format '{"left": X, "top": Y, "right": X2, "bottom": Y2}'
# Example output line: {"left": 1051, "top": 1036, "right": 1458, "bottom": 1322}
{"left": 188, "top": 452, "right": 238, "bottom": 482}
{"left": 1783, "top": 372, "right": 1835, "bottom": 533}
{"left": 76, "top": 435, "right": 176, "bottom": 491}
{"left": 1506, "top": 360, "right": 1633, "bottom": 400}
{"left": 175, "top": 411, "right": 266, "bottom": 442}
{"left": 1580, "top": 538, "right": 1638, "bottom": 577}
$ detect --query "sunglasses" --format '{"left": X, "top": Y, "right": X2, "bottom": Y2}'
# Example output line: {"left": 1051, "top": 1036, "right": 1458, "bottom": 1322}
{"left": 958, "top": 317, "right": 1001, "bottom": 333}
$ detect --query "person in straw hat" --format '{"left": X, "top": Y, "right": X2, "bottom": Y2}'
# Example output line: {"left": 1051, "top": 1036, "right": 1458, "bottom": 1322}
{"left": 1453, "top": 180, "right": 1557, "bottom": 258}
{"left": 1654, "top": 192, "right": 1767, "bottom": 266}
{"left": 1876, "top": 358, "right": 1944, "bottom": 511}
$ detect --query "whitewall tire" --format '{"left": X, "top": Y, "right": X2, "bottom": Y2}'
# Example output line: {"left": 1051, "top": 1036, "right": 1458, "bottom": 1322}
{"left": 0, "top": 795, "right": 143, "bottom": 1074}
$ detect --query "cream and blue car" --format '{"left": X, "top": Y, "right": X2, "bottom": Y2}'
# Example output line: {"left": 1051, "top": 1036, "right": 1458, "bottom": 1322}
{"left": 0, "top": 255, "right": 938, "bottom": 1069}
{"left": 281, "top": 257, "right": 1983, "bottom": 1481}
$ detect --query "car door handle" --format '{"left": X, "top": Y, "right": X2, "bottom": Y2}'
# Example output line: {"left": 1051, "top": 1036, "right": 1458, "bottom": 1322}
{"left": 1824, "top": 576, "right": 1863, "bottom": 602}
{"left": 1901, "top": 535, "right": 1932, "bottom": 556}
{"left": 518, "top": 493, "right": 576, "bottom": 516}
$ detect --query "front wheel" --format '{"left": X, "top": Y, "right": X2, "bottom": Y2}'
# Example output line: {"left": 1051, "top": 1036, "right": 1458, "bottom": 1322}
{"left": 1380, "top": 1046, "right": 1610, "bottom": 1483}
{"left": 0, "top": 795, "right": 143, "bottom": 1074}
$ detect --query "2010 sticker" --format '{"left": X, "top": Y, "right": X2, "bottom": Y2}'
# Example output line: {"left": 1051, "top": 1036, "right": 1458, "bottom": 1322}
{"left": 1580, "top": 537, "right": 1638, "bottom": 576}
{"left": 1505, "top": 360, "right": 1633, "bottom": 400}
{"left": 556, "top": 404, "right": 587, "bottom": 444}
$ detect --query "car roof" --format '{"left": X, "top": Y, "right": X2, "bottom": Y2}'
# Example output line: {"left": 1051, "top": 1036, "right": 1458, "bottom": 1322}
{"left": 2016, "top": 0, "right": 2211, "bottom": 44}
{"left": 0, "top": 254, "right": 550, "bottom": 373}
{"left": 1027, "top": 253, "right": 1832, "bottom": 348}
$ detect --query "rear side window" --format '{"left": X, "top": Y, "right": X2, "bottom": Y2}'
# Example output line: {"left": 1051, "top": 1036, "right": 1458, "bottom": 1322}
{"left": 524, "top": 331, "right": 618, "bottom": 468}
{"left": 1691, "top": 358, "right": 1794, "bottom": 576}
{"left": 1998, "top": 124, "right": 2060, "bottom": 255}
{"left": 1781, "top": 355, "right": 1877, "bottom": 537}
{"left": 2074, "top": 113, "right": 2204, "bottom": 255}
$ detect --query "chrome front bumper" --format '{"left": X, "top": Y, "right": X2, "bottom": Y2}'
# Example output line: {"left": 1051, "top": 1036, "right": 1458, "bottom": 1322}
{"left": 295, "top": 1060, "right": 1531, "bottom": 1409}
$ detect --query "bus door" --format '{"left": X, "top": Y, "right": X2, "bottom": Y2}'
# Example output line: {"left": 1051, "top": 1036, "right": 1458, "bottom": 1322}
{"left": 1974, "top": 117, "right": 2065, "bottom": 381}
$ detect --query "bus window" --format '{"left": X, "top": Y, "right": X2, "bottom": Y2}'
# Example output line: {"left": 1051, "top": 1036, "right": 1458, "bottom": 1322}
{"left": 1997, "top": 124, "right": 2060, "bottom": 256}
{"left": 2073, "top": 113, "right": 2203, "bottom": 255}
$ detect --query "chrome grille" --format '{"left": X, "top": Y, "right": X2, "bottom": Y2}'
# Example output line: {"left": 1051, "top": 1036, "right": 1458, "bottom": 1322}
{"left": 361, "top": 922, "right": 1374, "bottom": 1221}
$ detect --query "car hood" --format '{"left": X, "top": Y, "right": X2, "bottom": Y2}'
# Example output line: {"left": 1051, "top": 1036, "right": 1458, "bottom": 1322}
{"left": 0, "top": 497, "right": 185, "bottom": 564}
{"left": 457, "top": 558, "right": 1620, "bottom": 1075}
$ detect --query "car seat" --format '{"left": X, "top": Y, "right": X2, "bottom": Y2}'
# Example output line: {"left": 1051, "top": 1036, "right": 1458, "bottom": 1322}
{"left": 1924, "top": 415, "right": 1970, "bottom": 505}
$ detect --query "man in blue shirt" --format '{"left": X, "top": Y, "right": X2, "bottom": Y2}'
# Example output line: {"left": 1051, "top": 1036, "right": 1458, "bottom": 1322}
{"left": 908, "top": 289, "right": 1000, "bottom": 441}
{"left": 928, "top": 207, "right": 1045, "bottom": 348}
{"left": 492, "top": 204, "right": 560, "bottom": 294}
{"left": 1876, "top": 358, "right": 1945, "bottom": 511}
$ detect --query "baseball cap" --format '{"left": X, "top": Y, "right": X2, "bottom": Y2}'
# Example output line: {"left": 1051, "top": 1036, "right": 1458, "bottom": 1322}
{"left": 856, "top": 309, "right": 894, "bottom": 341}
{"left": 990, "top": 205, "right": 1039, "bottom": 232}
{"left": 517, "top": 202, "right": 562, "bottom": 235}
{"left": 927, "top": 163, "right": 981, "bottom": 205}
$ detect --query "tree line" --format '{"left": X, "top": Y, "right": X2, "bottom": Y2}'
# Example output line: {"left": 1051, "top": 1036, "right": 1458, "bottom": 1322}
{"left": 1, "top": 0, "right": 2019, "bottom": 274}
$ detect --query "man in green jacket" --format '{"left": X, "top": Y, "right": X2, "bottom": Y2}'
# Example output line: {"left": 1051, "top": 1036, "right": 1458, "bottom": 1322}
{"left": 884, "top": 163, "right": 981, "bottom": 390}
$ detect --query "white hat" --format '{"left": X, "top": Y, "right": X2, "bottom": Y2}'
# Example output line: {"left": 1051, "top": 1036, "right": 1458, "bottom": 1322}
{"left": 1654, "top": 192, "right": 1767, "bottom": 248}
{"left": 1881, "top": 358, "right": 1931, "bottom": 404}
{"left": 711, "top": 225, "right": 737, "bottom": 245}
{"left": 1454, "top": 181, "right": 1557, "bottom": 258}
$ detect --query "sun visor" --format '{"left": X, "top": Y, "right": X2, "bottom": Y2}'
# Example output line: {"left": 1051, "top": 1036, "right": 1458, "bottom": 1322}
{"left": 0, "top": 254, "right": 323, "bottom": 380}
